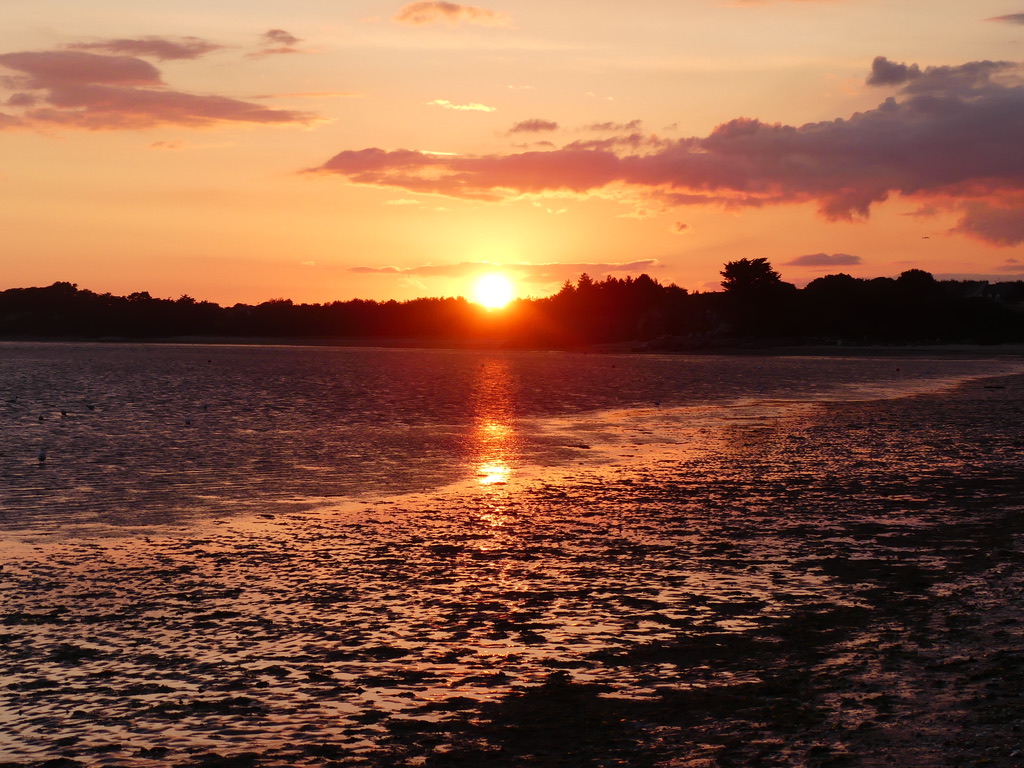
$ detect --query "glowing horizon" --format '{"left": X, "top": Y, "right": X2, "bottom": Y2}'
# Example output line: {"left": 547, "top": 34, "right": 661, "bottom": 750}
{"left": 2, "top": 2, "right": 1023, "bottom": 306}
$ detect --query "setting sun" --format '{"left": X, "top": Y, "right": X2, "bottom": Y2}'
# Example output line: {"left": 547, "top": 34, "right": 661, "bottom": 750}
{"left": 473, "top": 273, "right": 515, "bottom": 310}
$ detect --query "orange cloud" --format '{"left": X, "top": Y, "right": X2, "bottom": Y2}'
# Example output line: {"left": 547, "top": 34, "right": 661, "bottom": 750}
{"left": 394, "top": 1, "right": 511, "bottom": 27}
{"left": 0, "top": 48, "right": 317, "bottom": 130}
{"left": 308, "top": 58, "right": 1024, "bottom": 245}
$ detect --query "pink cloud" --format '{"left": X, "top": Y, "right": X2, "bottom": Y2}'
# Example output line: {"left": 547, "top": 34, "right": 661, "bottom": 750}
{"left": 0, "top": 50, "right": 162, "bottom": 87}
{"left": 31, "top": 85, "right": 315, "bottom": 129}
{"left": 308, "top": 57, "right": 1024, "bottom": 245}
{"left": 65, "top": 36, "right": 224, "bottom": 61}
{"left": 394, "top": 1, "right": 511, "bottom": 27}
{"left": 0, "top": 48, "right": 317, "bottom": 130}
{"left": 0, "top": 110, "right": 24, "bottom": 129}
{"left": 952, "top": 197, "right": 1024, "bottom": 246}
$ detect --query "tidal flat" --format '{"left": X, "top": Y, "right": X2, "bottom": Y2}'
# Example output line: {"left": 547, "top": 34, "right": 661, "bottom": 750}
{"left": 2, "top": 371, "right": 1024, "bottom": 767}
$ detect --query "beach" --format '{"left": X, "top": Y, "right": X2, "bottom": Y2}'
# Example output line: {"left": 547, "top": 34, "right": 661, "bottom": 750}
{"left": 2, "top": 365, "right": 1024, "bottom": 767}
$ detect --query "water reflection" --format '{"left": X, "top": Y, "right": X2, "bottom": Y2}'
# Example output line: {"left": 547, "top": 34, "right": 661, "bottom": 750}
{"left": 471, "top": 358, "right": 520, "bottom": 489}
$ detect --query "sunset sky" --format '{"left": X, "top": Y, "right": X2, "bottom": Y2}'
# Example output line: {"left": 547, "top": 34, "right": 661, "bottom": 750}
{"left": 3, "top": 0, "right": 1023, "bottom": 305}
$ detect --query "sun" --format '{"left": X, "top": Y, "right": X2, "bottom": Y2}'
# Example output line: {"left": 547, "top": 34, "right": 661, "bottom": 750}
{"left": 473, "top": 273, "right": 515, "bottom": 310}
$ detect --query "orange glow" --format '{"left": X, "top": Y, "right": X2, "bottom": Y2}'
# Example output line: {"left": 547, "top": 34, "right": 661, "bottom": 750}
{"left": 473, "top": 273, "right": 514, "bottom": 310}
{"left": 471, "top": 358, "right": 519, "bottom": 490}
{"left": 476, "top": 423, "right": 515, "bottom": 485}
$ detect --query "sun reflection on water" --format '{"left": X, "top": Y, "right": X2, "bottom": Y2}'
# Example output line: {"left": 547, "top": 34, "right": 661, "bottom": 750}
{"left": 471, "top": 359, "right": 519, "bottom": 490}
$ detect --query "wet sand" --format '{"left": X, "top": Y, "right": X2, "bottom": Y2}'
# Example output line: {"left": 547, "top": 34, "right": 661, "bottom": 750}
{"left": 2, "top": 373, "right": 1024, "bottom": 767}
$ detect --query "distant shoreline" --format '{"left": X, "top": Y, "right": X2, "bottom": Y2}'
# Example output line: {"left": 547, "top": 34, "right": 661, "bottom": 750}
{"left": 3, "top": 334, "right": 1024, "bottom": 358}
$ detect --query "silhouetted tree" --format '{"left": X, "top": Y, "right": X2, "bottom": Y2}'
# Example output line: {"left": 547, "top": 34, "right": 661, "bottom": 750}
{"left": 3, "top": 263, "right": 1024, "bottom": 345}
{"left": 720, "top": 258, "right": 782, "bottom": 295}
{"left": 719, "top": 258, "right": 798, "bottom": 338}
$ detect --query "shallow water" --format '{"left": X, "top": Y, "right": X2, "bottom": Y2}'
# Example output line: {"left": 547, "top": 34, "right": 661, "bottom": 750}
{"left": 1, "top": 342, "right": 1019, "bottom": 535}
{"left": 2, "top": 344, "right": 1024, "bottom": 766}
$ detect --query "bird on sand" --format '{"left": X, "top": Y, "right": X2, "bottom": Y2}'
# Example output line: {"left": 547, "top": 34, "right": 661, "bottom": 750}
{"left": 38, "top": 448, "right": 47, "bottom": 463}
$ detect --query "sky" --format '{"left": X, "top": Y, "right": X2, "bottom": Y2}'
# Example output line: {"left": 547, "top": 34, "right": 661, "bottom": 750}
{"left": 2, "top": 0, "right": 1023, "bottom": 305}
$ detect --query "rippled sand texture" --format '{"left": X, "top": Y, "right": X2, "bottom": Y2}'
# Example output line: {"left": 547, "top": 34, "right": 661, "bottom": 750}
{"left": 3, "top": 374, "right": 1024, "bottom": 767}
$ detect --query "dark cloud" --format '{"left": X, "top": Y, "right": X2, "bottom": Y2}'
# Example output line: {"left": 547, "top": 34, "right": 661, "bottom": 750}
{"left": 866, "top": 56, "right": 921, "bottom": 86}
{"left": 0, "top": 48, "right": 317, "bottom": 130}
{"left": 784, "top": 253, "right": 862, "bottom": 267}
{"left": 508, "top": 118, "right": 558, "bottom": 133}
{"left": 309, "top": 57, "right": 1024, "bottom": 246}
{"left": 988, "top": 13, "right": 1024, "bottom": 24}
{"left": 350, "top": 260, "right": 659, "bottom": 284}
{"left": 394, "top": 2, "right": 511, "bottom": 27}
{"left": 65, "top": 36, "right": 224, "bottom": 61}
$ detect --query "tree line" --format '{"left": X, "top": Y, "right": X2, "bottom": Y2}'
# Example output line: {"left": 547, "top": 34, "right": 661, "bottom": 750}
{"left": 2, "top": 259, "right": 1024, "bottom": 347}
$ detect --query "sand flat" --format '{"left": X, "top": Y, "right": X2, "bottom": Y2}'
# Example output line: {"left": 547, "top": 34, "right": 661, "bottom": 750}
{"left": 3, "top": 373, "right": 1024, "bottom": 766}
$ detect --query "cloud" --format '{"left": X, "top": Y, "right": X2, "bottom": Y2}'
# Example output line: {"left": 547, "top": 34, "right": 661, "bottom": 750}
{"left": 149, "top": 138, "right": 231, "bottom": 150}
{"left": 427, "top": 99, "right": 496, "bottom": 111}
{"left": 784, "top": 252, "right": 862, "bottom": 267}
{"left": 563, "top": 132, "right": 670, "bottom": 152}
{"left": 988, "top": 13, "right": 1024, "bottom": 24}
{"left": 0, "top": 48, "right": 317, "bottom": 130}
{"left": 394, "top": 2, "right": 512, "bottom": 27}
{"left": 671, "top": 221, "right": 690, "bottom": 234}
{"left": 0, "top": 50, "right": 163, "bottom": 88}
{"left": 251, "top": 29, "right": 307, "bottom": 57}
{"left": 585, "top": 119, "right": 643, "bottom": 132}
{"left": 309, "top": 57, "right": 1024, "bottom": 245}
{"left": 935, "top": 272, "right": 1024, "bottom": 282}
{"left": 253, "top": 91, "right": 359, "bottom": 99}
{"left": 866, "top": 55, "right": 921, "bottom": 86}
{"left": 0, "top": 110, "right": 24, "bottom": 129}
{"left": 65, "top": 36, "right": 224, "bottom": 61}
{"left": 952, "top": 197, "right": 1024, "bottom": 246}
{"left": 350, "top": 259, "right": 659, "bottom": 284}
{"left": 264, "top": 29, "right": 301, "bottom": 46}
{"left": 509, "top": 118, "right": 558, "bottom": 133}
